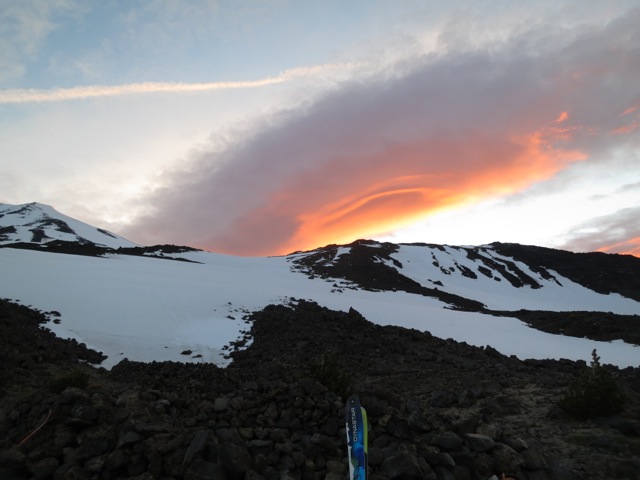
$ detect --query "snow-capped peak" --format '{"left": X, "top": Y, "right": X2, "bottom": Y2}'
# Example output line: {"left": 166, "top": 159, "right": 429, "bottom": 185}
{"left": 0, "top": 202, "right": 137, "bottom": 249}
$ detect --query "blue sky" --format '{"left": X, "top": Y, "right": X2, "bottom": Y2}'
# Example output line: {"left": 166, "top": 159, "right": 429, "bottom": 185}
{"left": 1, "top": 1, "right": 639, "bottom": 256}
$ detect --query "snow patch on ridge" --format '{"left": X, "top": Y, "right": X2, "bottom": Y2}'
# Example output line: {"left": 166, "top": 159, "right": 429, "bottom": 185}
{"left": 387, "top": 244, "right": 640, "bottom": 314}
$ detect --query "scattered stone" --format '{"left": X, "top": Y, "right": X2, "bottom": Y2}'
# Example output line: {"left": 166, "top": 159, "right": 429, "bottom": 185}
{"left": 1, "top": 298, "right": 638, "bottom": 480}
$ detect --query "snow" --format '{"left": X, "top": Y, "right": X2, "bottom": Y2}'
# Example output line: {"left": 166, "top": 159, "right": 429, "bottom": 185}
{"left": 0, "top": 246, "right": 638, "bottom": 370}
{"left": 387, "top": 245, "right": 640, "bottom": 314}
{"left": 0, "top": 202, "right": 137, "bottom": 248}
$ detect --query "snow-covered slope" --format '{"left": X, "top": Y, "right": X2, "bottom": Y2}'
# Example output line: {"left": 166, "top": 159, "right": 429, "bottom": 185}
{"left": 0, "top": 202, "right": 137, "bottom": 248}
{"left": 369, "top": 244, "right": 637, "bottom": 313}
{"left": 0, "top": 204, "right": 638, "bottom": 369}
{"left": 1, "top": 245, "right": 638, "bottom": 369}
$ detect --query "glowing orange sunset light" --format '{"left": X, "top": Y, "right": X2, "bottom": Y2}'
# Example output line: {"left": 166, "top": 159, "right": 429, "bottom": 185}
{"left": 597, "top": 237, "right": 640, "bottom": 258}
{"left": 287, "top": 187, "right": 462, "bottom": 254}
{"left": 272, "top": 128, "right": 587, "bottom": 256}
{"left": 621, "top": 103, "right": 640, "bottom": 116}
{"left": 611, "top": 121, "right": 639, "bottom": 135}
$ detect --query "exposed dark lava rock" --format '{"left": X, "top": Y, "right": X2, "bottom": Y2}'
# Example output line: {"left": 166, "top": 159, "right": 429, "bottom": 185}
{"left": 290, "top": 240, "right": 486, "bottom": 311}
{"left": 490, "top": 242, "right": 640, "bottom": 303}
{"left": 1, "top": 298, "right": 639, "bottom": 480}
{"left": 496, "top": 310, "right": 640, "bottom": 346}
{"left": 290, "top": 240, "right": 640, "bottom": 347}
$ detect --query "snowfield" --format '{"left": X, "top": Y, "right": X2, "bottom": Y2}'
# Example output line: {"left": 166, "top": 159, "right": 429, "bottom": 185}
{"left": 388, "top": 244, "right": 640, "bottom": 313}
{"left": 1, "top": 246, "right": 638, "bottom": 370}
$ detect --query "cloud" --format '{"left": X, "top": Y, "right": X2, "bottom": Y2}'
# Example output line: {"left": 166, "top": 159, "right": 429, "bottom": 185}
{"left": 560, "top": 206, "right": 640, "bottom": 256}
{"left": 121, "top": 9, "right": 640, "bottom": 256}
{"left": 0, "top": 64, "right": 352, "bottom": 104}
{"left": 0, "top": 0, "right": 80, "bottom": 83}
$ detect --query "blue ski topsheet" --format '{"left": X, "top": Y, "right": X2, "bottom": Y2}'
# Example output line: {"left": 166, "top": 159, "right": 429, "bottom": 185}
{"left": 345, "top": 395, "right": 368, "bottom": 480}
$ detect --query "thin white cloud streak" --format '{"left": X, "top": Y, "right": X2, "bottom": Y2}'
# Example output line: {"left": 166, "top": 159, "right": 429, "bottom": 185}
{"left": 0, "top": 64, "right": 358, "bottom": 104}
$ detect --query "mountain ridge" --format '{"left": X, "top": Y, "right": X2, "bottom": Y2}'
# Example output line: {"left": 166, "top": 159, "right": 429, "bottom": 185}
{"left": 1, "top": 203, "right": 640, "bottom": 479}
{"left": 0, "top": 201, "right": 638, "bottom": 370}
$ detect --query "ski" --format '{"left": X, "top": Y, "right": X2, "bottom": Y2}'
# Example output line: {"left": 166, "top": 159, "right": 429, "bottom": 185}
{"left": 345, "top": 395, "right": 368, "bottom": 480}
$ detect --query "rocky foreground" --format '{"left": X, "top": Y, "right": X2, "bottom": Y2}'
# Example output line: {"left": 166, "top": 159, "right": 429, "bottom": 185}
{"left": 1, "top": 299, "right": 639, "bottom": 480}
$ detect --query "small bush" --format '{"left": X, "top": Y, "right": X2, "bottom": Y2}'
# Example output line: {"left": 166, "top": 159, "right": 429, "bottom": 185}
{"left": 48, "top": 369, "right": 90, "bottom": 393}
{"left": 307, "top": 352, "right": 352, "bottom": 399}
{"left": 560, "top": 349, "right": 626, "bottom": 419}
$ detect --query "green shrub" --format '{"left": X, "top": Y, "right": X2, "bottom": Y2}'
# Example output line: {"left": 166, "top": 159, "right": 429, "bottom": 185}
{"left": 48, "top": 369, "right": 90, "bottom": 393}
{"left": 307, "top": 352, "right": 352, "bottom": 399}
{"left": 560, "top": 349, "right": 626, "bottom": 419}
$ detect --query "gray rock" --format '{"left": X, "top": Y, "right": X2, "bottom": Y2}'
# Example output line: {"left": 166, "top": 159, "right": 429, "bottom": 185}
{"left": 125, "top": 473, "right": 155, "bottom": 480}
{"left": 247, "top": 438, "right": 272, "bottom": 456}
{"left": 0, "top": 446, "right": 26, "bottom": 465}
{"left": 186, "top": 458, "right": 227, "bottom": 480}
{"left": 503, "top": 436, "right": 528, "bottom": 451}
{"left": 408, "top": 409, "right": 430, "bottom": 432}
{"left": 527, "top": 470, "right": 552, "bottom": 480}
{"left": 324, "top": 473, "right": 344, "bottom": 480}
{"left": 325, "top": 459, "right": 347, "bottom": 474}
{"left": 464, "top": 433, "right": 495, "bottom": 452}
{"left": 83, "top": 456, "right": 105, "bottom": 474}
{"left": 546, "top": 463, "right": 580, "bottom": 480}
{"left": 606, "top": 458, "right": 640, "bottom": 480}
{"left": 134, "top": 421, "right": 172, "bottom": 435}
{"left": 380, "top": 451, "right": 423, "bottom": 479}
{"left": 491, "top": 443, "right": 525, "bottom": 474}
{"left": 184, "top": 430, "right": 211, "bottom": 470}
{"left": 431, "top": 431, "right": 464, "bottom": 450}
{"left": 522, "top": 448, "right": 548, "bottom": 470}
{"left": 52, "top": 462, "right": 88, "bottom": 480}
{"left": 219, "top": 442, "right": 252, "bottom": 480}
{"left": 430, "top": 390, "right": 458, "bottom": 407}
{"left": 309, "top": 433, "right": 336, "bottom": 452}
{"left": 27, "top": 457, "right": 59, "bottom": 479}
{"left": 434, "top": 466, "right": 457, "bottom": 480}
{"left": 214, "top": 397, "right": 230, "bottom": 412}
{"left": 476, "top": 423, "right": 503, "bottom": 440}
{"left": 117, "top": 430, "right": 145, "bottom": 448}
{"left": 215, "top": 427, "right": 244, "bottom": 444}
{"left": 471, "top": 452, "right": 494, "bottom": 478}
{"left": 423, "top": 450, "right": 455, "bottom": 468}
{"left": 64, "top": 438, "right": 110, "bottom": 463}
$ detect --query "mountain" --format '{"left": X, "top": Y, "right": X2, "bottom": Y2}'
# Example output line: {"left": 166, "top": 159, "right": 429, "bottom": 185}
{"left": 1, "top": 202, "right": 640, "bottom": 480}
{"left": 0, "top": 202, "right": 137, "bottom": 250}
{"left": 0, "top": 202, "right": 638, "bottom": 369}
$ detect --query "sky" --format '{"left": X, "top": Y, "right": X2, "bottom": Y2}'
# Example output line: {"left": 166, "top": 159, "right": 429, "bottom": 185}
{"left": 1, "top": 0, "right": 639, "bottom": 257}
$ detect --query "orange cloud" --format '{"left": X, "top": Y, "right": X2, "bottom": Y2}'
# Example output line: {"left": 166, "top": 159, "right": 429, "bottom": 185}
{"left": 597, "top": 237, "right": 640, "bottom": 258}
{"left": 611, "top": 121, "right": 640, "bottom": 135}
{"left": 554, "top": 111, "right": 569, "bottom": 123}
{"left": 621, "top": 103, "right": 640, "bottom": 116}
{"left": 287, "top": 137, "right": 583, "bottom": 255}
{"left": 208, "top": 127, "right": 586, "bottom": 256}
{"left": 611, "top": 102, "right": 640, "bottom": 135}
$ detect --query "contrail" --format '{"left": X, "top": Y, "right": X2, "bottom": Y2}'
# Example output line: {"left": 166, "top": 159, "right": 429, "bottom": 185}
{"left": 0, "top": 64, "right": 355, "bottom": 104}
